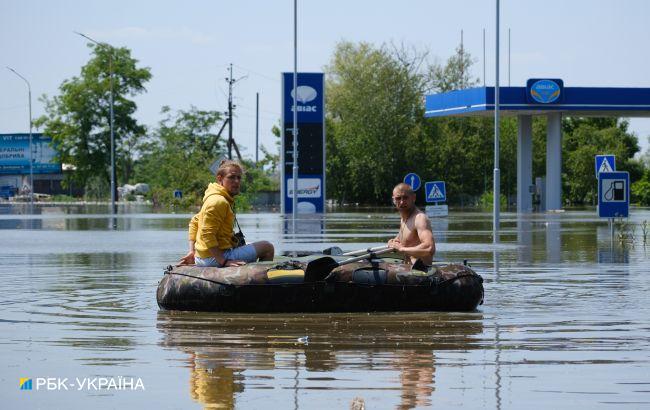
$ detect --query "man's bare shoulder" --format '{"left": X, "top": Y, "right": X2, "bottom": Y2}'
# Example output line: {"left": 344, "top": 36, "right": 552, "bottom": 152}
{"left": 414, "top": 210, "right": 432, "bottom": 230}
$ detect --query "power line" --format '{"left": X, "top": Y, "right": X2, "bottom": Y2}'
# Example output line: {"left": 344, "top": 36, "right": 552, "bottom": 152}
{"left": 231, "top": 63, "right": 280, "bottom": 83}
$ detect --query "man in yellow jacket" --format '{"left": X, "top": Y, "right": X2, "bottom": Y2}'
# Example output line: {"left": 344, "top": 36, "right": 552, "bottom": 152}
{"left": 179, "top": 160, "right": 274, "bottom": 267}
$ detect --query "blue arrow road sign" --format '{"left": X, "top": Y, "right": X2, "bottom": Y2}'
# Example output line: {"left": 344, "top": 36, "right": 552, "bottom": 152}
{"left": 595, "top": 155, "right": 616, "bottom": 177}
{"left": 425, "top": 181, "right": 446, "bottom": 203}
{"left": 598, "top": 171, "right": 629, "bottom": 218}
{"left": 404, "top": 173, "right": 421, "bottom": 191}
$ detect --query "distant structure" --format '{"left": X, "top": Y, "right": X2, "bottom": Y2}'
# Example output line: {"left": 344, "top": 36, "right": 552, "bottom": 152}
{"left": 0, "top": 133, "right": 67, "bottom": 197}
{"left": 425, "top": 81, "right": 650, "bottom": 212}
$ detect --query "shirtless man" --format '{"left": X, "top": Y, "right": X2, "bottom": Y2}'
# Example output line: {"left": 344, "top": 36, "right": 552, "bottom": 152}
{"left": 387, "top": 183, "right": 436, "bottom": 266}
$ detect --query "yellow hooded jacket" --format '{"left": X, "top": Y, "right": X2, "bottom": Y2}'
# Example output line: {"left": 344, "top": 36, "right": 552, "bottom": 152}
{"left": 189, "top": 183, "right": 238, "bottom": 258}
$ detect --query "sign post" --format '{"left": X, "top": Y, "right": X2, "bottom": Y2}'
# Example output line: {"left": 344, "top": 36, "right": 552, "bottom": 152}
{"left": 403, "top": 173, "right": 421, "bottom": 192}
{"left": 595, "top": 155, "right": 616, "bottom": 177}
{"left": 424, "top": 181, "right": 448, "bottom": 217}
{"left": 597, "top": 171, "right": 630, "bottom": 242}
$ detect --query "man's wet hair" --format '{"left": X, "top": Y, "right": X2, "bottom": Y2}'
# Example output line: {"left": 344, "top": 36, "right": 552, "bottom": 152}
{"left": 393, "top": 183, "right": 415, "bottom": 196}
{"left": 216, "top": 159, "right": 244, "bottom": 177}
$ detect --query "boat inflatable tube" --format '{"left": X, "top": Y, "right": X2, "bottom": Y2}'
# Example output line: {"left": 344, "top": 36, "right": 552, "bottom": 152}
{"left": 156, "top": 258, "right": 484, "bottom": 313}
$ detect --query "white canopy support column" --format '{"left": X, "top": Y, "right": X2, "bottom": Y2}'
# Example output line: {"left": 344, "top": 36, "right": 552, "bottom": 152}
{"left": 545, "top": 113, "right": 563, "bottom": 211}
{"left": 517, "top": 115, "right": 533, "bottom": 213}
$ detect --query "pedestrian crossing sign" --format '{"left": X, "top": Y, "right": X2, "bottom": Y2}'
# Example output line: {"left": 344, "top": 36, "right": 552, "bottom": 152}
{"left": 595, "top": 155, "right": 616, "bottom": 177}
{"left": 425, "top": 181, "right": 446, "bottom": 203}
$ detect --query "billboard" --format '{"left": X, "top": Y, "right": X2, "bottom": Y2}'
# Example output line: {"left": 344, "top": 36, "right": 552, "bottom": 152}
{"left": 281, "top": 72, "right": 325, "bottom": 213}
{"left": 0, "top": 133, "right": 61, "bottom": 174}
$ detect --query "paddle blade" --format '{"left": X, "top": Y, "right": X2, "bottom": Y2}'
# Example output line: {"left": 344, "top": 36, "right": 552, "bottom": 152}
{"left": 304, "top": 256, "right": 338, "bottom": 282}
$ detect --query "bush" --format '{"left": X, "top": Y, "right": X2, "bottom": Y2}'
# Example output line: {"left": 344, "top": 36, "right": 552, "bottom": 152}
{"left": 479, "top": 191, "right": 507, "bottom": 210}
{"left": 632, "top": 178, "right": 650, "bottom": 206}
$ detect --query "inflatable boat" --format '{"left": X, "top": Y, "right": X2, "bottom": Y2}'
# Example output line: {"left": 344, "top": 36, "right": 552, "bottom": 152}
{"left": 157, "top": 250, "right": 484, "bottom": 313}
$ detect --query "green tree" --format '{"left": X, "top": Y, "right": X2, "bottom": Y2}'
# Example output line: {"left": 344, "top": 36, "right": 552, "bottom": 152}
{"left": 325, "top": 41, "right": 430, "bottom": 203}
{"left": 426, "top": 44, "right": 479, "bottom": 93}
{"left": 36, "top": 44, "right": 151, "bottom": 195}
{"left": 134, "top": 106, "right": 279, "bottom": 208}
{"left": 133, "top": 106, "right": 225, "bottom": 206}
{"left": 562, "top": 118, "right": 639, "bottom": 204}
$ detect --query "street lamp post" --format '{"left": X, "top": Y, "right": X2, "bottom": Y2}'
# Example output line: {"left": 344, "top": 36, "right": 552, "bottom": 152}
{"left": 74, "top": 31, "right": 117, "bottom": 223}
{"left": 493, "top": 0, "right": 501, "bottom": 244}
{"left": 292, "top": 0, "right": 299, "bottom": 230}
{"left": 6, "top": 66, "right": 34, "bottom": 210}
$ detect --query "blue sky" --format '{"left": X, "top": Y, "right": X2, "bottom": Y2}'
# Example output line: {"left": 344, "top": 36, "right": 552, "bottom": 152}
{"left": 2, "top": 0, "right": 649, "bottom": 158}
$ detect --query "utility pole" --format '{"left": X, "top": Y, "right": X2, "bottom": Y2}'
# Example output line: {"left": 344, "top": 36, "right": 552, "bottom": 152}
{"left": 225, "top": 63, "right": 244, "bottom": 161}
{"left": 483, "top": 28, "right": 486, "bottom": 87}
{"left": 508, "top": 28, "right": 511, "bottom": 87}
{"left": 460, "top": 29, "right": 464, "bottom": 88}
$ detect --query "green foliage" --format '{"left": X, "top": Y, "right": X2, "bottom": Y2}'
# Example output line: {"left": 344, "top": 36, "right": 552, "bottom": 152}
{"left": 478, "top": 191, "right": 508, "bottom": 210}
{"left": 614, "top": 217, "right": 636, "bottom": 245}
{"left": 632, "top": 171, "right": 650, "bottom": 206}
{"left": 133, "top": 106, "right": 225, "bottom": 206}
{"left": 426, "top": 45, "right": 480, "bottom": 92}
{"left": 323, "top": 40, "right": 646, "bottom": 206}
{"left": 84, "top": 175, "right": 109, "bottom": 201}
{"left": 325, "top": 41, "right": 432, "bottom": 203}
{"left": 36, "top": 44, "right": 152, "bottom": 191}
{"left": 50, "top": 194, "right": 77, "bottom": 202}
{"left": 133, "top": 107, "right": 279, "bottom": 209}
{"left": 236, "top": 159, "right": 280, "bottom": 211}
{"left": 562, "top": 119, "right": 640, "bottom": 205}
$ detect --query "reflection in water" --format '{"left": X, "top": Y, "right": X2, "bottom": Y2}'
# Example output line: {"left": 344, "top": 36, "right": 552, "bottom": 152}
{"left": 3, "top": 207, "right": 650, "bottom": 409}
{"left": 596, "top": 225, "right": 630, "bottom": 264}
{"left": 394, "top": 350, "right": 435, "bottom": 410}
{"left": 157, "top": 311, "right": 483, "bottom": 409}
{"left": 545, "top": 214, "right": 561, "bottom": 264}
{"left": 516, "top": 216, "right": 533, "bottom": 264}
{"left": 188, "top": 352, "right": 245, "bottom": 409}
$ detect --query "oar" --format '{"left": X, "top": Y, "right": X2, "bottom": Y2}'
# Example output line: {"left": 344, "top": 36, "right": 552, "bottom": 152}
{"left": 304, "top": 248, "right": 395, "bottom": 283}
{"left": 342, "top": 245, "right": 391, "bottom": 256}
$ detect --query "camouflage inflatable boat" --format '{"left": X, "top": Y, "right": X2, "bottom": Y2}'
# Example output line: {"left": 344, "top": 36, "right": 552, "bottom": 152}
{"left": 157, "top": 255, "right": 484, "bottom": 313}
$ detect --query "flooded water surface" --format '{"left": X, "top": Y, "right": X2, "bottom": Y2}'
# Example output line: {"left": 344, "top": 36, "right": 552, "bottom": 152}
{"left": 2, "top": 204, "right": 650, "bottom": 409}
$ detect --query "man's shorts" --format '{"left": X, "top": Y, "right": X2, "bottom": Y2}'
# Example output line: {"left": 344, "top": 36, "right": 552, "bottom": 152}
{"left": 195, "top": 244, "right": 258, "bottom": 267}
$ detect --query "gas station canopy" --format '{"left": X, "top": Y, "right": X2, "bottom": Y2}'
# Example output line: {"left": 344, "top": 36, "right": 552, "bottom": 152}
{"left": 425, "top": 86, "right": 650, "bottom": 118}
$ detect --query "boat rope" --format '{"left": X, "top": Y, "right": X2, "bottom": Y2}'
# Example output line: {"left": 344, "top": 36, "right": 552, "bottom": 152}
{"left": 164, "top": 268, "right": 232, "bottom": 287}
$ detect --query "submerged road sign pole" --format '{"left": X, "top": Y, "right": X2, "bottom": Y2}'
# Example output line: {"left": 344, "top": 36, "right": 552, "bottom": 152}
{"left": 493, "top": 0, "right": 501, "bottom": 244}
{"left": 598, "top": 171, "right": 630, "bottom": 245}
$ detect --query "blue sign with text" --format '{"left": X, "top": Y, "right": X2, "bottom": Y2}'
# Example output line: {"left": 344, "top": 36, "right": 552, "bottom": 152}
{"left": 283, "top": 72, "right": 324, "bottom": 124}
{"left": 595, "top": 154, "right": 616, "bottom": 177}
{"left": 425, "top": 181, "right": 446, "bottom": 203}
{"left": 598, "top": 171, "right": 629, "bottom": 218}
{"left": 526, "top": 79, "right": 564, "bottom": 104}
{"left": 281, "top": 72, "right": 325, "bottom": 213}
{"left": 0, "top": 133, "right": 61, "bottom": 175}
{"left": 404, "top": 173, "right": 421, "bottom": 191}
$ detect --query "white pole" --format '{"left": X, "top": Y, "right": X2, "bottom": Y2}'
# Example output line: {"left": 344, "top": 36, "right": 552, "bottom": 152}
{"left": 483, "top": 28, "right": 486, "bottom": 87}
{"left": 292, "top": 0, "right": 299, "bottom": 228}
{"left": 508, "top": 28, "right": 511, "bottom": 87}
{"left": 255, "top": 92, "right": 259, "bottom": 165}
{"left": 6, "top": 67, "right": 34, "bottom": 211}
{"left": 493, "top": 0, "right": 501, "bottom": 244}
